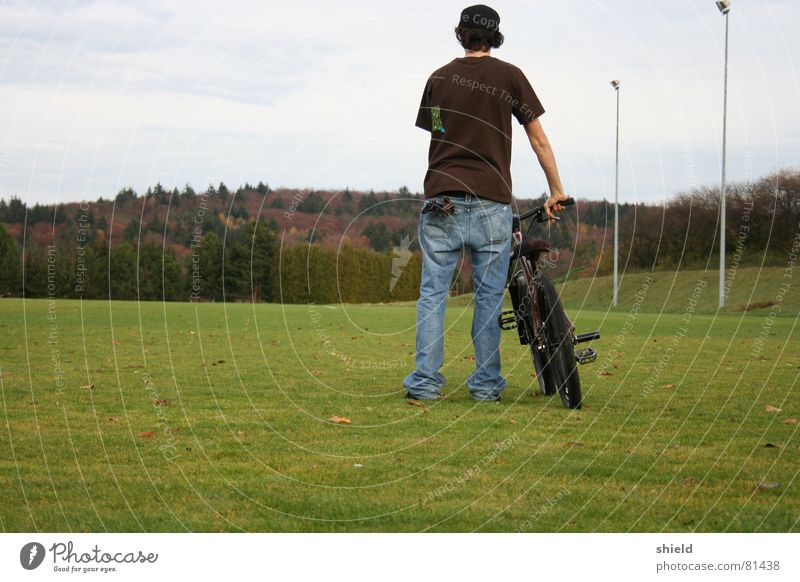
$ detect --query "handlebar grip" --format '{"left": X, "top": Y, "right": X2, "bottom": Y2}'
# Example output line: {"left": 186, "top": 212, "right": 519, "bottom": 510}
{"left": 562, "top": 197, "right": 575, "bottom": 207}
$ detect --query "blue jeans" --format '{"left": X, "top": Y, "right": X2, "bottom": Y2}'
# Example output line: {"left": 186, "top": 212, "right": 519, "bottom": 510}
{"left": 403, "top": 194, "right": 512, "bottom": 401}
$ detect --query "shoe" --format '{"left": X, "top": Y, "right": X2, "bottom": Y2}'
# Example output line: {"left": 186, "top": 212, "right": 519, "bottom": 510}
{"left": 405, "top": 392, "right": 445, "bottom": 401}
{"left": 471, "top": 395, "right": 501, "bottom": 402}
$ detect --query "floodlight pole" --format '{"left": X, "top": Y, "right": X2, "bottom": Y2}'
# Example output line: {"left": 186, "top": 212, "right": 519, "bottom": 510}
{"left": 718, "top": 2, "right": 730, "bottom": 308}
{"left": 611, "top": 80, "right": 620, "bottom": 307}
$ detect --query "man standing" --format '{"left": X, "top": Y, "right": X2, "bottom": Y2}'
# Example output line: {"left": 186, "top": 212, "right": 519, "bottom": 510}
{"left": 403, "top": 4, "right": 569, "bottom": 401}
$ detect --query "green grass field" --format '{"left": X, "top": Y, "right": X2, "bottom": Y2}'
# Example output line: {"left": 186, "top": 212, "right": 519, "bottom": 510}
{"left": 0, "top": 268, "right": 798, "bottom": 532}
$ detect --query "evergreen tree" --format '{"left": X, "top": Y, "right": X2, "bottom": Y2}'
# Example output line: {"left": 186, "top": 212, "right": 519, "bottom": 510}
{"left": 137, "top": 242, "right": 183, "bottom": 301}
{"left": 298, "top": 191, "right": 325, "bottom": 214}
{"left": 358, "top": 190, "right": 382, "bottom": 215}
{"left": 85, "top": 240, "right": 110, "bottom": 299}
{"left": 0, "top": 223, "right": 22, "bottom": 295}
{"left": 363, "top": 222, "right": 392, "bottom": 252}
{"left": 249, "top": 221, "right": 278, "bottom": 302}
{"left": 195, "top": 232, "right": 223, "bottom": 301}
{"left": 109, "top": 242, "right": 137, "bottom": 300}
{"left": 115, "top": 188, "right": 137, "bottom": 204}
{"left": 96, "top": 214, "right": 109, "bottom": 236}
{"left": 22, "top": 249, "right": 47, "bottom": 298}
{"left": 123, "top": 219, "right": 142, "bottom": 242}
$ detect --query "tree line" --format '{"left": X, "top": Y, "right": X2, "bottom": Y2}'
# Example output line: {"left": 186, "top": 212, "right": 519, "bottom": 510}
{"left": 0, "top": 168, "right": 797, "bottom": 302}
{"left": 0, "top": 217, "right": 421, "bottom": 303}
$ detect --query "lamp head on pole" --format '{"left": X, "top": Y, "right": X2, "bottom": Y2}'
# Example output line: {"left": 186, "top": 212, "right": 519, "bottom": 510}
{"left": 716, "top": 0, "right": 731, "bottom": 14}
{"left": 610, "top": 80, "right": 620, "bottom": 90}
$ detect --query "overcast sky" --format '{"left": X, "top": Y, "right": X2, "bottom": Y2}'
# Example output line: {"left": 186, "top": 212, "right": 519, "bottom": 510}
{"left": 1, "top": 0, "right": 798, "bottom": 205}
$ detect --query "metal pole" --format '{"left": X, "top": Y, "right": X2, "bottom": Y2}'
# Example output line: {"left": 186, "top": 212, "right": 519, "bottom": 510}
{"left": 719, "top": 9, "right": 730, "bottom": 308}
{"left": 613, "top": 84, "right": 620, "bottom": 307}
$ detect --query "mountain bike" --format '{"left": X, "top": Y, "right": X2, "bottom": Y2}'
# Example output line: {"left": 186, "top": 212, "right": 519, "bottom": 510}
{"left": 498, "top": 198, "right": 599, "bottom": 409}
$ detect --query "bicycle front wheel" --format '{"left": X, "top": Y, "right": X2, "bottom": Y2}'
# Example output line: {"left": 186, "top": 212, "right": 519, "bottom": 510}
{"left": 531, "top": 342, "right": 556, "bottom": 396}
{"left": 537, "top": 272, "right": 582, "bottom": 409}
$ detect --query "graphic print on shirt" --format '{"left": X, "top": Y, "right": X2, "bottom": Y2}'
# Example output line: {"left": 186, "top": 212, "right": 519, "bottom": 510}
{"left": 431, "top": 106, "right": 445, "bottom": 133}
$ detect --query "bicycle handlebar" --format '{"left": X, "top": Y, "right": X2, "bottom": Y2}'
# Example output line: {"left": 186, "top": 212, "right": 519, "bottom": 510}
{"left": 518, "top": 197, "right": 575, "bottom": 223}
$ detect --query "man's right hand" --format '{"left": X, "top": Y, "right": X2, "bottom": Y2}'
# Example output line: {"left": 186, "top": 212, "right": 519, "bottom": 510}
{"left": 543, "top": 192, "right": 569, "bottom": 222}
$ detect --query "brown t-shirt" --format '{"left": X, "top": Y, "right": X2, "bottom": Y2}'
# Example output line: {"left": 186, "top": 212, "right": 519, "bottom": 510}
{"left": 415, "top": 56, "right": 545, "bottom": 204}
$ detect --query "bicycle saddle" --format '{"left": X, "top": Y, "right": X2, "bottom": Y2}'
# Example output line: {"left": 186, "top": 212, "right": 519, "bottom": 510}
{"left": 511, "top": 237, "right": 552, "bottom": 261}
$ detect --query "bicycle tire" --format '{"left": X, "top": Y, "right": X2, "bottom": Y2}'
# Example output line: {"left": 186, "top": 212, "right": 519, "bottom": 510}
{"left": 536, "top": 272, "right": 582, "bottom": 409}
{"left": 531, "top": 342, "right": 556, "bottom": 396}
{"left": 517, "top": 256, "right": 556, "bottom": 396}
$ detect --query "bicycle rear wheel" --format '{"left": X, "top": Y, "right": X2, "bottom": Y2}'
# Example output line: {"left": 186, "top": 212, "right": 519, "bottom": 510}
{"left": 536, "top": 272, "right": 582, "bottom": 409}
{"left": 516, "top": 257, "right": 556, "bottom": 396}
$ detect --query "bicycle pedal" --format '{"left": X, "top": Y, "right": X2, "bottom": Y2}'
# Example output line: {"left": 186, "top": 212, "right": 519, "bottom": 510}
{"left": 575, "top": 347, "right": 597, "bottom": 365}
{"left": 498, "top": 310, "right": 517, "bottom": 330}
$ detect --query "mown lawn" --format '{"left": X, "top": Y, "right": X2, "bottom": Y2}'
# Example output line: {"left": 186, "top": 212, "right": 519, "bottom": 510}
{"left": 0, "top": 292, "right": 797, "bottom": 532}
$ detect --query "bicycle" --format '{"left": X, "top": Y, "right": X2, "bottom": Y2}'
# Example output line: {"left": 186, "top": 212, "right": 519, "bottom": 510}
{"left": 498, "top": 198, "right": 600, "bottom": 409}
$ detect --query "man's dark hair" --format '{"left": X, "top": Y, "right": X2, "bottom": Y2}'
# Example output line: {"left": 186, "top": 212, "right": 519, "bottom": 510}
{"left": 454, "top": 25, "right": 504, "bottom": 52}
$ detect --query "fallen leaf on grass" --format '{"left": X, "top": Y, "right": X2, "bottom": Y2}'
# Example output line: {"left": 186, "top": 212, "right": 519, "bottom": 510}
{"left": 153, "top": 399, "right": 170, "bottom": 406}
{"left": 81, "top": 384, "right": 95, "bottom": 390}
{"left": 137, "top": 431, "right": 156, "bottom": 438}
{"left": 236, "top": 431, "right": 246, "bottom": 437}
{"left": 765, "top": 405, "right": 782, "bottom": 413}
{"left": 783, "top": 418, "right": 798, "bottom": 425}
{"left": 663, "top": 383, "right": 674, "bottom": 389}
{"left": 509, "top": 418, "right": 517, "bottom": 425}
{"left": 407, "top": 400, "right": 429, "bottom": 413}
{"left": 312, "top": 370, "right": 323, "bottom": 376}
{"left": 598, "top": 371, "right": 613, "bottom": 377}
{"left": 112, "top": 340, "right": 120, "bottom": 345}
{"left": 530, "top": 391, "right": 542, "bottom": 398}
{"left": 108, "top": 416, "right": 120, "bottom": 423}
{"left": 564, "top": 441, "right": 582, "bottom": 448}
{"left": 756, "top": 481, "right": 780, "bottom": 491}
{"left": 327, "top": 416, "right": 351, "bottom": 424}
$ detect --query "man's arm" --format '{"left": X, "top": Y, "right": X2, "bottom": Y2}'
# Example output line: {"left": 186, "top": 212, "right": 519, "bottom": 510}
{"left": 524, "top": 118, "right": 568, "bottom": 220}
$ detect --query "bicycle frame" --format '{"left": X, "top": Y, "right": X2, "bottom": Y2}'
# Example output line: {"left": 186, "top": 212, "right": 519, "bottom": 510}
{"left": 499, "top": 199, "right": 599, "bottom": 364}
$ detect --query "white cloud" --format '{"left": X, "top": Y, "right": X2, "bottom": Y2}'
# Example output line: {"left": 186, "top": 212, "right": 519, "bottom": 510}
{"left": 0, "top": 0, "right": 798, "bottom": 203}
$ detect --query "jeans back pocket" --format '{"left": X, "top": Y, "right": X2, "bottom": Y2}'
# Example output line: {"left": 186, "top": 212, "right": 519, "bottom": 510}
{"left": 478, "top": 202, "right": 510, "bottom": 245}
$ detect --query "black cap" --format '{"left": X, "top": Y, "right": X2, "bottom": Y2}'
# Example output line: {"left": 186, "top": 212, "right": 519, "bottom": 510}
{"left": 459, "top": 4, "right": 500, "bottom": 32}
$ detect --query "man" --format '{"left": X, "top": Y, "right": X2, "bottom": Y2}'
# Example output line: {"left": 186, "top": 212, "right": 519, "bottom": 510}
{"left": 402, "top": 4, "right": 569, "bottom": 401}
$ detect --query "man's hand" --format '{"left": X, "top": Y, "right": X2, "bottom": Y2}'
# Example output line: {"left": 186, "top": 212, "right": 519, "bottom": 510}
{"left": 543, "top": 192, "right": 569, "bottom": 221}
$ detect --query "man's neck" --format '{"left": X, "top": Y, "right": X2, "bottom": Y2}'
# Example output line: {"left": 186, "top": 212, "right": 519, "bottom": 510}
{"left": 464, "top": 49, "right": 491, "bottom": 58}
